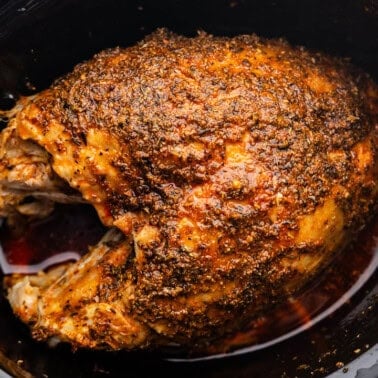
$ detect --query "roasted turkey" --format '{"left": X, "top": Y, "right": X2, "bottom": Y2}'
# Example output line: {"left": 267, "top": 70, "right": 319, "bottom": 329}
{"left": 0, "top": 29, "right": 377, "bottom": 351}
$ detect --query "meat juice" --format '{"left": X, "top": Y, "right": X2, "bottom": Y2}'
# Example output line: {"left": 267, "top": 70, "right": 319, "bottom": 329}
{"left": 0, "top": 204, "right": 106, "bottom": 274}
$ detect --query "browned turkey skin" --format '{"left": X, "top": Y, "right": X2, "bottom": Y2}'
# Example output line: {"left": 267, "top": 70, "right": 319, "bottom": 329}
{"left": 0, "top": 29, "right": 377, "bottom": 351}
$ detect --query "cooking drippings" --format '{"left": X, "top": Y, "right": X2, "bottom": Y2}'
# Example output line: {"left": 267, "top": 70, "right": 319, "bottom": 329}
{"left": 0, "top": 204, "right": 106, "bottom": 274}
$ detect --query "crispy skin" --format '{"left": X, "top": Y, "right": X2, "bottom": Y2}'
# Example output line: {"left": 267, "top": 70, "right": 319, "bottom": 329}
{"left": 2, "top": 29, "right": 378, "bottom": 350}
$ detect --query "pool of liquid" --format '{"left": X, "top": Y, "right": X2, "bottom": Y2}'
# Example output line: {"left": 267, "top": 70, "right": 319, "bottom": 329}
{"left": 0, "top": 204, "right": 106, "bottom": 274}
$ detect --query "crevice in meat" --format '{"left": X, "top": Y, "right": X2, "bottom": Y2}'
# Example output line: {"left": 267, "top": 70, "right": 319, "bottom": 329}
{"left": 0, "top": 122, "right": 85, "bottom": 234}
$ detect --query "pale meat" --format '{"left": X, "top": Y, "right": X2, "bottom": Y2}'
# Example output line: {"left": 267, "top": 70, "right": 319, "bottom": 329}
{"left": 1, "top": 29, "right": 377, "bottom": 350}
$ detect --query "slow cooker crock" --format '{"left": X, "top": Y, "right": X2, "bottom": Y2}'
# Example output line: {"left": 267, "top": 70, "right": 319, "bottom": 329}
{"left": 0, "top": 1, "right": 377, "bottom": 377}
